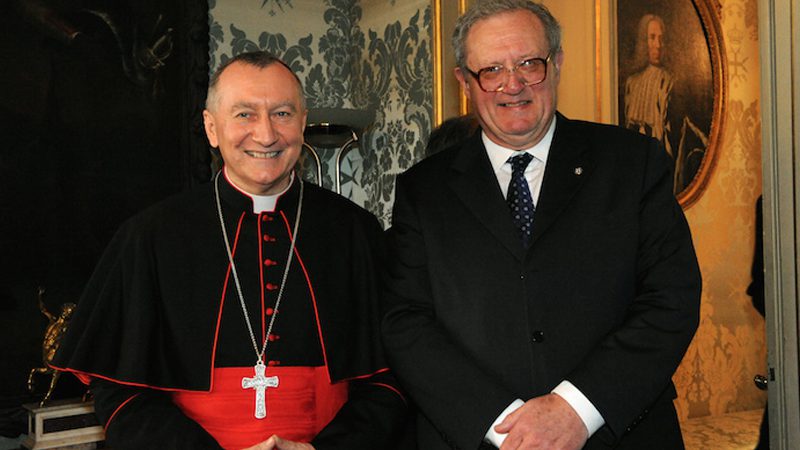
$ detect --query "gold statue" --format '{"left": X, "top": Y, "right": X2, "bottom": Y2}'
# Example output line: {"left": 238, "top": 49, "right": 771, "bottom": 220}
{"left": 27, "top": 287, "right": 76, "bottom": 407}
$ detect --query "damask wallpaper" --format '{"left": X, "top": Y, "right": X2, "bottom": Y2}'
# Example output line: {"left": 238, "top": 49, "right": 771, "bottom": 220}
{"left": 208, "top": 0, "right": 432, "bottom": 226}
{"left": 673, "top": 0, "right": 766, "bottom": 422}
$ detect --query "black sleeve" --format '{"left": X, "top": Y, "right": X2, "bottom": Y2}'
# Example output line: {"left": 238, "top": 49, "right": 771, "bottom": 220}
{"left": 90, "top": 379, "right": 222, "bottom": 450}
{"left": 747, "top": 195, "right": 765, "bottom": 317}
{"left": 311, "top": 371, "right": 412, "bottom": 450}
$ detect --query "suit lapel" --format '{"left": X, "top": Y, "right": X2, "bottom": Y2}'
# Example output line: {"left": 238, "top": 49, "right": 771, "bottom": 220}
{"left": 530, "top": 114, "right": 594, "bottom": 246}
{"left": 448, "top": 134, "right": 527, "bottom": 261}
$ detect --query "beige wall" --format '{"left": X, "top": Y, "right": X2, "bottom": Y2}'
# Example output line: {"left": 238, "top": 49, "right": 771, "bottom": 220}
{"left": 677, "top": 0, "right": 765, "bottom": 419}
{"left": 547, "top": 0, "right": 766, "bottom": 421}
{"left": 541, "top": 0, "right": 600, "bottom": 122}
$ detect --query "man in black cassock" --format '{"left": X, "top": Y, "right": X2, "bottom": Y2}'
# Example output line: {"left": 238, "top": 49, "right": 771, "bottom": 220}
{"left": 52, "top": 51, "right": 408, "bottom": 450}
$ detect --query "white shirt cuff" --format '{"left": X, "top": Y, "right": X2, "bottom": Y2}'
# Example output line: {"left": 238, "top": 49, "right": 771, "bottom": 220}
{"left": 551, "top": 380, "right": 605, "bottom": 436}
{"left": 484, "top": 399, "right": 525, "bottom": 447}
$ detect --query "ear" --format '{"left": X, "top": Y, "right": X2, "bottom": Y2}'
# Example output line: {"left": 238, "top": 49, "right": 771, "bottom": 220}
{"left": 553, "top": 50, "right": 565, "bottom": 76}
{"left": 203, "top": 110, "right": 219, "bottom": 148}
{"left": 299, "top": 108, "right": 308, "bottom": 146}
{"left": 454, "top": 67, "right": 471, "bottom": 101}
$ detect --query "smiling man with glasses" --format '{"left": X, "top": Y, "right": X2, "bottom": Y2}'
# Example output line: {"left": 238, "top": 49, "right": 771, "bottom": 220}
{"left": 382, "top": 1, "right": 701, "bottom": 449}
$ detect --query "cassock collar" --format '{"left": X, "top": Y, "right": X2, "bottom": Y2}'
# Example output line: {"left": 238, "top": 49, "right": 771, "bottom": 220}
{"left": 218, "top": 169, "right": 301, "bottom": 215}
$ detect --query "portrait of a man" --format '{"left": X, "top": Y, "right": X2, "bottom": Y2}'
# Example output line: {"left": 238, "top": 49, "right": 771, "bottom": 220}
{"left": 623, "top": 14, "right": 673, "bottom": 157}
{"left": 618, "top": 1, "right": 716, "bottom": 198}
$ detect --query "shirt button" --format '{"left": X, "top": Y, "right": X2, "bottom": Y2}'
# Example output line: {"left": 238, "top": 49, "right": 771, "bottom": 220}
{"left": 264, "top": 258, "right": 277, "bottom": 266}
{"left": 532, "top": 330, "right": 545, "bottom": 343}
{"left": 263, "top": 234, "right": 276, "bottom": 242}
{"left": 265, "top": 283, "right": 278, "bottom": 291}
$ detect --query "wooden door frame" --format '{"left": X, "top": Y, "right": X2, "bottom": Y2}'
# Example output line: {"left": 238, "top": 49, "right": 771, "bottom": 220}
{"left": 758, "top": 0, "right": 800, "bottom": 447}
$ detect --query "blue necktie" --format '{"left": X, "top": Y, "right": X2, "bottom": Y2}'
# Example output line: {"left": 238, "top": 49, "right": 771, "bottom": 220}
{"left": 507, "top": 153, "right": 535, "bottom": 247}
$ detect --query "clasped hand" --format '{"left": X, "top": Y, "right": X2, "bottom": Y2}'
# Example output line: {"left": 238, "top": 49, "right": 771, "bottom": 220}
{"left": 242, "top": 435, "right": 315, "bottom": 450}
{"left": 495, "top": 394, "right": 588, "bottom": 450}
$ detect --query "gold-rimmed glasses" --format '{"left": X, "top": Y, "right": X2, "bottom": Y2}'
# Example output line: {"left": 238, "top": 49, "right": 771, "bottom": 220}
{"left": 465, "top": 54, "right": 552, "bottom": 93}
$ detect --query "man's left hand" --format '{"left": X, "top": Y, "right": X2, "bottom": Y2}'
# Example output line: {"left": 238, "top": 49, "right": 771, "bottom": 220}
{"left": 494, "top": 393, "right": 588, "bottom": 450}
{"left": 244, "top": 435, "right": 315, "bottom": 450}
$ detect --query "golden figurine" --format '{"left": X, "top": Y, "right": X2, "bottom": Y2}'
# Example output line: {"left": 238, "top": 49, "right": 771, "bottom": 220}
{"left": 27, "top": 287, "right": 77, "bottom": 407}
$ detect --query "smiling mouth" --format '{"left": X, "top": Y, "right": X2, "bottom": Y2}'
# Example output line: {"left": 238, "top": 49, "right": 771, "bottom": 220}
{"left": 499, "top": 100, "right": 531, "bottom": 107}
{"left": 245, "top": 150, "right": 282, "bottom": 159}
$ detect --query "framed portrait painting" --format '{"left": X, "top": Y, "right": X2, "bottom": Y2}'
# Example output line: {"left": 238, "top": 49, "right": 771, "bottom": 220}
{"left": 616, "top": 0, "right": 726, "bottom": 208}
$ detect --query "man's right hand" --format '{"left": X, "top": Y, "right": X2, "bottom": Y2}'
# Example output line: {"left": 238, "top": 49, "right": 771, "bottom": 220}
{"left": 495, "top": 394, "right": 588, "bottom": 450}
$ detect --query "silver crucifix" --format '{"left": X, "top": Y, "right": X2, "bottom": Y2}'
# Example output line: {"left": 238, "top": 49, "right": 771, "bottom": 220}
{"left": 242, "top": 361, "right": 279, "bottom": 419}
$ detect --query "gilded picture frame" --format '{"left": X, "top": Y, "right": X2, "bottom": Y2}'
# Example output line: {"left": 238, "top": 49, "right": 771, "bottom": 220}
{"left": 615, "top": 0, "right": 726, "bottom": 209}
{"left": 431, "top": 0, "right": 469, "bottom": 126}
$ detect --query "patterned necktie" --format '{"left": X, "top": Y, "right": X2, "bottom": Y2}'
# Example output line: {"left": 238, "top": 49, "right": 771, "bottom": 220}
{"left": 506, "top": 153, "right": 535, "bottom": 247}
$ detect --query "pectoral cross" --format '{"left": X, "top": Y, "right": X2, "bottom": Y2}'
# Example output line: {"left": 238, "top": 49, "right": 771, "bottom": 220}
{"left": 242, "top": 361, "right": 279, "bottom": 419}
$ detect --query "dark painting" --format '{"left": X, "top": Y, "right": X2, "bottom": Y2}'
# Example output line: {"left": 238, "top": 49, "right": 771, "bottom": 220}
{"left": 0, "top": 0, "right": 209, "bottom": 439}
{"left": 617, "top": 0, "right": 724, "bottom": 207}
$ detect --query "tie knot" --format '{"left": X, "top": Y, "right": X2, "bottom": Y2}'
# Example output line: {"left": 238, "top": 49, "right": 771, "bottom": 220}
{"left": 508, "top": 153, "right": 534, "bottom": 174}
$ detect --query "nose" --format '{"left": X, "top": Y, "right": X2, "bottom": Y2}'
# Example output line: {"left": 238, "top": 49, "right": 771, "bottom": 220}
{"left": 501, "top": 69, "right": 527, "bottom": 94}
{"left": 251, "top": 117, "right": 278, "bottom": 147}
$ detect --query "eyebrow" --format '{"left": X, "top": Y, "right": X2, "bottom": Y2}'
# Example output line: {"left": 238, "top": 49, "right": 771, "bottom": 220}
{"left": 271, "top": 101, "right": 298, "bottom": 111}
{"left": 480, "top": 53, "right": 543, "bottom": 67}
{"left": 230, "top": 100, "right": 298, "bottom": 111}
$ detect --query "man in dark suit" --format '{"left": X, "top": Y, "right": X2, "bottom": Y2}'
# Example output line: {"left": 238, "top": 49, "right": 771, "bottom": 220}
{"left": 381, "top": 1, "right": 701, "bottom": 449}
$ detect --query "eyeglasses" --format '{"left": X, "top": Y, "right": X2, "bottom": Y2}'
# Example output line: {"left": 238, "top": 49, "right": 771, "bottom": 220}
{"left": 465, "top": 54, "right": 552, "bottom": 93}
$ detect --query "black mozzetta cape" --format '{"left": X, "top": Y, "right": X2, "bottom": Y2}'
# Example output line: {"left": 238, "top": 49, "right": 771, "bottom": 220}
{"left": 51, "top": 173, "right": 408, "bottom": 449}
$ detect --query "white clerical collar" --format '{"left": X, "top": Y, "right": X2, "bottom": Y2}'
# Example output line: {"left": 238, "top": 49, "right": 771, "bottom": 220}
{"left": 223, "top": 168, "right": 294, "bottom": 214}
{"left": 484, "top": 117, "right": 556, "bottom": 173}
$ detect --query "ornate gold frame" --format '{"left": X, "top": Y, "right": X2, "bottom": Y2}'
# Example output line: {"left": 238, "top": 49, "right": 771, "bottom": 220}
{"left": 431, "top": 0, "right": 469, "bottom": 126}
{"left": 609, "top": 0, "right": 727, "bottom": 209}
{"left": 677, "top": 0, "right": 726, "bottom": 209}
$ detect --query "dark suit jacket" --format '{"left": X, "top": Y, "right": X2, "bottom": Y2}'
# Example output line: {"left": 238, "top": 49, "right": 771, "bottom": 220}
{"left": 382, "top": 113, "right": 701, "bottom": 449}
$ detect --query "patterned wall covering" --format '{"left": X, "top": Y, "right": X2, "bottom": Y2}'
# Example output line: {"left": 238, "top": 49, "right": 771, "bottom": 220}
{"left": 673, "top": 0, "right": 766, "bottom": 421}
{"left": 208, "top": 0, "right": 432, "bottom": 226}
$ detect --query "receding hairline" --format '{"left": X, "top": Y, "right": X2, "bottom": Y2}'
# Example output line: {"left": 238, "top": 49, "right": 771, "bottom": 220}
{"left": 205, "top": 53, "right": 305, "bottom": 112}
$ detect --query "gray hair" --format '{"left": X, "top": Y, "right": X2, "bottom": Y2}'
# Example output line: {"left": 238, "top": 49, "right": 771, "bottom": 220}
{"left": 205, "top": 51, "right": 305, "bottom": 111}
{"left": 633, "top": 14, "right": 666, "bottom": 69}
{"left": 452, "top": 0, "right": 562, "bottom": 71}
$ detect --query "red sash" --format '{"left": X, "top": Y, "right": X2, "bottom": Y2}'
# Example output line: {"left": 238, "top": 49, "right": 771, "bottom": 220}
{"left": 172, "top": 366, "right": 348, "bottom": 449}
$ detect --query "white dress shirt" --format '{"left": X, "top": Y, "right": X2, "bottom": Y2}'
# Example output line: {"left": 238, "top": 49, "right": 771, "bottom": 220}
{"left": 481, "top": 120, "right": 605, "bottom": 447}
{"left": 483, "top": 123, "right": 551, "bottom": 204}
